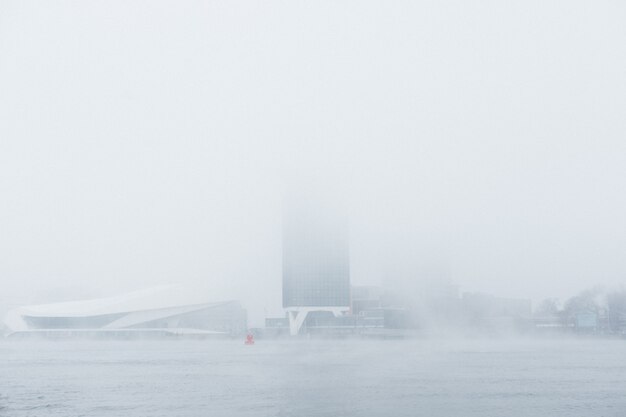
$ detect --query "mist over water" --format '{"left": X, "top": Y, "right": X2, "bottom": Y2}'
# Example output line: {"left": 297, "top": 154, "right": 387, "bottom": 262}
{"left": 1, "top": 1, "right": 626, "bottom": 416}
{"left": 2, "top": 339, "right": 626, "bottom": 417}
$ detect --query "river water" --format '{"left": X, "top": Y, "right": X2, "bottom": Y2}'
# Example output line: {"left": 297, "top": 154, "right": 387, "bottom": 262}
{"left": 1, "top": 338, "right": 625, "bottom": 416}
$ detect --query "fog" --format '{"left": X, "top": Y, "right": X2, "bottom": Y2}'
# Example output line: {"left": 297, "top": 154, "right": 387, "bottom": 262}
{"left": 1, "top": 0, "right": 626, "bottom": 327}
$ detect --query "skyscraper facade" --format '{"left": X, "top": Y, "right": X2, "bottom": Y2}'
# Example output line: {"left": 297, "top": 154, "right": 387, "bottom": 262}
{"left": 282, "top": 197, "right": 350, "bottom": 334}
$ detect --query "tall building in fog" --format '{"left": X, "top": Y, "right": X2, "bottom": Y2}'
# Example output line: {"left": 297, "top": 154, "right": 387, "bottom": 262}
{"left": 282, "top": 196, "right": 350, "bottom": 335}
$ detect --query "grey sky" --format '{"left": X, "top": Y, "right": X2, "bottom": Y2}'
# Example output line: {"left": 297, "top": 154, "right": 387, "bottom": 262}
{"left": 1, "top": 1, "right": 625, "bottom": 325}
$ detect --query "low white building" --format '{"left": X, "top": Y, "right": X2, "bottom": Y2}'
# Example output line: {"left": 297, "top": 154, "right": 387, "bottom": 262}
{"left": 3, "top": 286, "right": 246, "bottom": 338}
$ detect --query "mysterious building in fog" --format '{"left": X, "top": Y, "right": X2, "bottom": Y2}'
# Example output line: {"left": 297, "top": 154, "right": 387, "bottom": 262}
{"left": 3, "top": 286, "right": 247, "bottom": 338}
{"left": 282, "top": 196, "right": 350, "bottom": 335}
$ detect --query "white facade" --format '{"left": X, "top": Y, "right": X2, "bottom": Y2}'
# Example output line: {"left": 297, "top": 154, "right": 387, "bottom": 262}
{"left": 3, "top": 286, "right": 246, "bottom": 337}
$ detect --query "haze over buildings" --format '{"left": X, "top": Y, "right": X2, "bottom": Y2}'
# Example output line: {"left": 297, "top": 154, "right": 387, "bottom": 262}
{"left": 1, "top": 1, "right": 626, "bottom": 327}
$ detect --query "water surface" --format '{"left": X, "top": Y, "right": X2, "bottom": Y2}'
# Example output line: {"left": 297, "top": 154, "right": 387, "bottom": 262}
{"left": 1, "top": 338, "right": 625, "bottom": 416}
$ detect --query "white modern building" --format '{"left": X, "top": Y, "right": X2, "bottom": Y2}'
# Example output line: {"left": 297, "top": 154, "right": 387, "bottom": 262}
{"left": 3, "top": 286, "right": 247, "bottom": 338}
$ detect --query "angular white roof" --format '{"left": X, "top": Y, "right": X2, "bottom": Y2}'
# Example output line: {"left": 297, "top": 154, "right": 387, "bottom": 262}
{"left": 3, "top": 285, "right": 234, "bottom": 333}
{"left": 14, "top": 285, "right": 218, "bottom": 317}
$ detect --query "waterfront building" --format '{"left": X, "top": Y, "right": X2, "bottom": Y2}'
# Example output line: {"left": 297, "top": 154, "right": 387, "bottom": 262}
{"left": 351, "top": 285, "right": 384, "bottom": 315}
{"left": 462, "top": 292, "right": 532, "bottom": 320}
{"left": 461, "top": 292, "right": 532, "bottom": 333}
{"left": 3, "top": 286, "right": 247, "bottom": 338}
{"left": 575, "top": 310, "right": 599, "bottom": 332}
{"left": 282, "top": 197, "right": 350, "bottom": 335}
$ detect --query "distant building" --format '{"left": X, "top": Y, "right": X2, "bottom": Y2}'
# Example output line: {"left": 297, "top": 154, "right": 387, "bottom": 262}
{"left": 532, "top": 313, "right": 569, "bottom": 332}
{"left": 609, "top": 312, "right": 626, "bottom": 334}
{"left": 3, "top": 286, "right": 247, "bottom": 338}
{"left": 264, "top": 285, "right": 411, "bottom": 337}
{"left": 265, "top": 317, "right": 289, "bottom": 328}
{"left": 462, "top": 292, "right": 531, "bottom": 333}
{"left": 575, "top": 311, "right": 598, "bottom": 332}
{"left": 282, "top": 197, "right": 350, "bottom": 335}
{"left": 462, "top": 292, "right": 531, "bottom": 319}
{"left": 351, "top": 286, "right": 411, "bottom": 329}
{"left": 351, "top": 286, "right": 384, "bottom": 315}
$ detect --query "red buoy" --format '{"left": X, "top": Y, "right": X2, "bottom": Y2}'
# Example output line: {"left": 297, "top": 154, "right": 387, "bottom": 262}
{"left": 244, "top": 333, "right": 255, "bottom": 345}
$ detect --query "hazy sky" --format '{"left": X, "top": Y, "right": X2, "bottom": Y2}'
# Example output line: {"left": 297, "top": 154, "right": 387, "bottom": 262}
{"left": 1, "top": 1, "right": 625, "bottom": 324}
